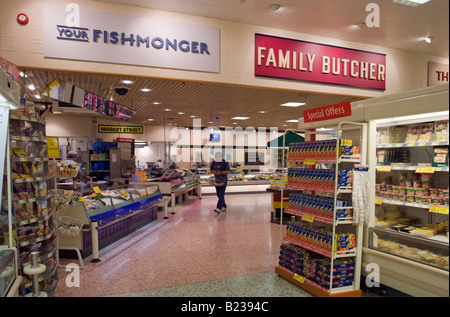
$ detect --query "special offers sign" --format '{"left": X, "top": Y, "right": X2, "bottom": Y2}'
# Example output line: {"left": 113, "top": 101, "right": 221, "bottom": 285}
{"left": 255, "top": 34, "right": 386, "bottom": 90}
{"left": 44, "top": 5, "right": 220, "bottom": 73}
{"left": 303, "top": 101, "right": 352, "bottom": 123}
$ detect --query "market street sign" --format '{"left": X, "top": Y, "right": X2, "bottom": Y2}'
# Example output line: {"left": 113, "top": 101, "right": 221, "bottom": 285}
{"left": 255, "top": 33, "right": 386, "bottom": 90}
{"left": 98, "top": 125, "right": 143, "bottom": 134}
{"left": 44, "top": 4, "right": 220, "bottom": 73}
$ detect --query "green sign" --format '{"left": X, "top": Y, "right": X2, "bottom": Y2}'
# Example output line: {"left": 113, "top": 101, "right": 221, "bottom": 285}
{"left": 98, "top": 125, "right": 143, "bottom": 134}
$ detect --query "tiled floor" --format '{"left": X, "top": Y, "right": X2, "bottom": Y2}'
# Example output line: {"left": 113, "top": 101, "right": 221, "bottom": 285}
{"left": 56, "top": 193, "right": 302, "bottom": 297}
{"left": 55, "top": 192, "right": 379, "bottom": 298}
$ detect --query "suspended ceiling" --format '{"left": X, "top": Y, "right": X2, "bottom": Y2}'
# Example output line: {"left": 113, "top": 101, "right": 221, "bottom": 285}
{"left": 21, "top": 0, "right": 449, "bottom": 130}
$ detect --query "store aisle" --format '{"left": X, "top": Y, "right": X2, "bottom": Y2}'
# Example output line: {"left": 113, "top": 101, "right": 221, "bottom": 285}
{"left": 55, "top": 193, "right": 301, "bottom": 297}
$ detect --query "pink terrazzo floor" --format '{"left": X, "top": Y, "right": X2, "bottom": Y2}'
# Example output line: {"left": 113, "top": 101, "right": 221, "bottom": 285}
{"left": 55, "top": 193, "right": 287, "bottom": 297}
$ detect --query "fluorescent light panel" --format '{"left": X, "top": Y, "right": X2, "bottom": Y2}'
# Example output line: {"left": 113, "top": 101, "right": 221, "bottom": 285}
{"left": 231, "top": 116, "right": 250, "bottom": 120}
{"left": 393, "top": 0, "right": 430, "bottom": 7}
{"left": 281, "top": 102, "right": 306, "bottom": 107}
{"left": 285, "top": 119, "right": 298, "bottom": 123}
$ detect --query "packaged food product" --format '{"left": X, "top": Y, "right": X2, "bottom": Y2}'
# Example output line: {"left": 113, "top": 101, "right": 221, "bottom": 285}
{"left": 392, "top": 185, "right": 399, "bottom": 194}
{"left": 421, "top": 195, "right": 431, "bottom": 205}
{"left": 415, "top": 188, "right": 425, "bottom": 196}
{"left": 434, "top": 120, "right": 449, "bottom": 142}
{"left": 406, "top": 195, "right": 415, "bottom": 203}
{"left": 418, "top": 122, "right": 434, "bottom": 142}
{"left": 421, "top": 181, "right": 431, "bottom": 189}
{"left": 431, "top": 196, "right": 443, "bottom": 205}
{"left": 405, "top": 124, "right": 420, "bottom": 143}
{"left": 413, "top": 179, "right": 422, "bottom": 188}
{"left": 432, "top": 147, "right": 448, "bottom": 167}
{"left": 398, "top": 186, "right": 407, "bottom": 195}
{"left": 414, "top": 195, "right": 422, "bottom": 203}
{"left": 429, "top": 188, "right": 438, "bottom": 196}
{"left": 378, "top": 127, "right": 391, "bottom": 144}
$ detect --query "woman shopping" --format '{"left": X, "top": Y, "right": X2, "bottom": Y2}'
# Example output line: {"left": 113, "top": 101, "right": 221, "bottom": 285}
{"left": 210, "top": 152, "right": 230, "bottom": 214}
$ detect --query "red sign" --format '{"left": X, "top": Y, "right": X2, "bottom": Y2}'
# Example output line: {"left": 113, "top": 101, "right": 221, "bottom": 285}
{"left": 116, "top": 137, "right": 135, "bottom": 143}
{"left": 303, "top": 101, "right": 352, "bottom": 123}
{"left": 255, "top": 34, "right": 386, "bottom": 90}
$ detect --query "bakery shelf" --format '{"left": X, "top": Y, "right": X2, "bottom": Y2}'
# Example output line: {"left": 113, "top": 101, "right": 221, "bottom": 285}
{"left": 369, "top": 227, "right": 448, "bottom": 271}
{"left": 376, "top": 196, "right": 448, "bottom": 211}
{"left": 377, "top": 140, "right": 449, "bottom": 148}
{"left": 376, "top": 165, "right": 449, "bottom": 172}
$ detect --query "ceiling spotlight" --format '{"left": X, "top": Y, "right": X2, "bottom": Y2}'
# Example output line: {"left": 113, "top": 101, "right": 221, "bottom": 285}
{"left": 141, "top": 88, "right": 151, "bottom": 92}
{"left": 357, "top": 22, "right": 366, "bottom": 29}
{"left": 147, "top": 118, "right": 154, "bottom": 121}
{"left": 28, "top": 84, "right": 35, "bottom": 90}
{"left": 425, "top": 36, "right": 433, "bottom": 43}
{"left": 270, "top": 3, "right": 281, "bottom": 11}
{"left": 393, "top": 0, "right": 430, "bottom": 7}
{"left": 121, "top": 80, "right": 133, "bottom": 84}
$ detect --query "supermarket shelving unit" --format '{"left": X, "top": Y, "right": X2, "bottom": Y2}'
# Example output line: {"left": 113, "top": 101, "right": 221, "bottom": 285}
{"left": 275, "top": 121, "right": 367, "bottom": 297}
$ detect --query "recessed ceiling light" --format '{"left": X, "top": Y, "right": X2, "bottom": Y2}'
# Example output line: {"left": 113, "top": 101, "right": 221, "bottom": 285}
{"left": 190, "top": 115, "right": 196, "bottom": 118}
{"left": 141, "top": 88, "right": 151, "bottom": 92}
{"left": 393, "top": 0, "right": 430, "bottom": 7}
{"left": 231, "top": 116, "right": 250, "bottom": 120}
{"left": 121, "top": 80, "right": 133, "bottom": 84}
{"left": 258, "top": 111, "right": 267, "bottom": 113}
{"left": 270, "top": 3, "right": 281, "bottom": 11}
{"left": 424, "top": 36, "right": 433, "bottom": 43}
{"left": 164, "top": 109, "right": 172, "bottom": 111}
{"left": 147, "top": 118, "right": 154, "bottom": 121}
{"left": 281, "top": 102, "right": 306, "bottom": 107}
{"left": 28, "top": 84, "right": 35, "bottom": 90}
{"left": 356, "top": 22, "right": 366, "bottom": 29}
{"left": 232, "top": 122, "right": 237, "bottom": 125}
{"left": 285, "top": 119, "right": 299, "bottom": 123}
{"left": 35, "top": 94, "right": 41, "bottom": 99}
{"left": 178, "top": 112, "right": 185, "bottom": 115}
{"left": 153, "top": 102, "right": 160, "bottom": 105}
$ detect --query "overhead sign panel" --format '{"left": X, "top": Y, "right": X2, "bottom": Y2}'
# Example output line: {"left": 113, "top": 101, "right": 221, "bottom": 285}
{"left": 44, "top": 5, "right": 220, "bottom": 73}
{"left": 255, "top": 34, "right": 386, "bottom": 90}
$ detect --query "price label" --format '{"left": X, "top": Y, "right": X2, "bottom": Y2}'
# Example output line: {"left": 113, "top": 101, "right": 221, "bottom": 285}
{"left": 79, "top": 197, "right": 88, "bottom": 206}
{"left": 375, "top": 198, "right": 383, "bottom": 205}
{"left": 415, "top": 167, "right": 436, "bottom": 173}
{"left": 236, "top": 168, "right": 243, "bottom": 172}
{"left": 93, "top": 186, "right": 101, "bottom": 193}
{"left": 377, "top": 166, "right": 392, "bottom": 172}
{"left": 429, "top": 205, "right": 449, "bottom": 215}
{"left": 304, "top": 159, "right": 316, "bottom": 165}
{"left": 301, "top": 214, "right": 315, "bottom": 223}
{"left": 293, "top": 274, "right": 306, "bottom": 283}
{"left": 206, "top": 169, "right": 210, "bottom": 174}
{"left": 121, "top": 189, "right": 128, "bottom": 198}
